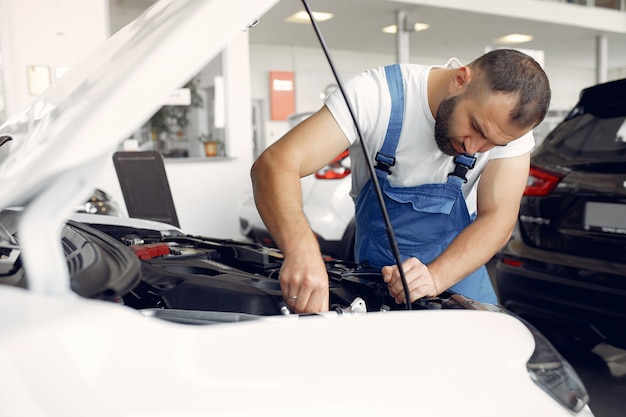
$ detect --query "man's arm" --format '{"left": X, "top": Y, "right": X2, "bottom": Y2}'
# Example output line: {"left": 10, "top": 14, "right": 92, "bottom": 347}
{"left": 250, "top": 105, "right": 350, "bottom": 313}
{"left": 383, "top": 153, "right": 530, "bottom": 303}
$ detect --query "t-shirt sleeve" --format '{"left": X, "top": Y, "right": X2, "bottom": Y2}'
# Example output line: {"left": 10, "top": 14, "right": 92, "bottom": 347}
{"left": 489, "top": 130, "right": 535, "bottom": 159}
{"left": 324, "top": 67, "right": 390, "bottom": 146}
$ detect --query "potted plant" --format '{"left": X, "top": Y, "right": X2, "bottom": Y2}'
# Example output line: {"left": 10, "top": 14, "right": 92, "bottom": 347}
{"left": 198, "top": 133, "right": 221, "bottom": 157}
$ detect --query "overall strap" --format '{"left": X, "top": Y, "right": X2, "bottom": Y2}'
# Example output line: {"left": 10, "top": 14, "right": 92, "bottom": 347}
{"left": 375, "top": 64, "right": 405, "bottom": 175}
{"left": 447, "top": 153, "right": 477, "bottom": 187}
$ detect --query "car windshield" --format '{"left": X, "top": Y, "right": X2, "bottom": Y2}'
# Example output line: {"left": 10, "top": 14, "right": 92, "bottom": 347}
{"left": 545, "top": 113, "right": 626, "bottom": 161}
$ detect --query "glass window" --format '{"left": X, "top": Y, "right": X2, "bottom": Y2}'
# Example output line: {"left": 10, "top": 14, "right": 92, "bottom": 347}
{"left": 546, "top": 114, "right": 626, "bottom": 161}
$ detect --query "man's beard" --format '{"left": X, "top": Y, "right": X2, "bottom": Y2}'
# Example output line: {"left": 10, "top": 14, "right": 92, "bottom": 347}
{"left": 434, "top": 94, "right": 461, "bottom": 156}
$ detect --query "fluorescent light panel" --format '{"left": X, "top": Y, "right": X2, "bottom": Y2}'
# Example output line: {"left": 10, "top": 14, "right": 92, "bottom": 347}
{"left": 493, "top": 33, "right": 533, "bottom": 44}
{"left": 285, "top": 11, "right": 333, "bottom": 23}
{"left": 382, "top": 23, "right": 430, "bottom": 34}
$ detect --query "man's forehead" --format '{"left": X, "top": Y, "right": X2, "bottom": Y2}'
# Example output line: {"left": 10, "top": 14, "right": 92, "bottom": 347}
{"left": 473, "top": 93, "right": 529, "bottom": 144}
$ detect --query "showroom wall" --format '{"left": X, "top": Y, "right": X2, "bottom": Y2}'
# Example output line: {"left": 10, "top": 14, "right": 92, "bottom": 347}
{"left": 0, "top": 0, "right": 109, "bottom": 115}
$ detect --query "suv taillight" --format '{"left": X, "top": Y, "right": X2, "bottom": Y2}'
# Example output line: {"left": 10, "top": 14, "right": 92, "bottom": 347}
{"left": 524, "top": 165, "right": 564, "bottom": 197}
{"left": 315, "top": 150, "right": 351, "bottom": 180}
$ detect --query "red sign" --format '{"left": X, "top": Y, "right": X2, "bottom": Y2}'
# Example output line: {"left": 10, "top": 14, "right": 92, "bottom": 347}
{"left": 269, "top": 71, "right": 295, "bottom": 121}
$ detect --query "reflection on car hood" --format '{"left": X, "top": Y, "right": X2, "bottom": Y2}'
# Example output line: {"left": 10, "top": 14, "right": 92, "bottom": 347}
{"left": 0, "top": 0, "right": 276, "bottom": 210}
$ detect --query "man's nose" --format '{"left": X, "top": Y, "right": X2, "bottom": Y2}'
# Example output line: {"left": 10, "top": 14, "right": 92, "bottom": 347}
{"left": 464, "top": 136, "right": 492, "bottom": 154}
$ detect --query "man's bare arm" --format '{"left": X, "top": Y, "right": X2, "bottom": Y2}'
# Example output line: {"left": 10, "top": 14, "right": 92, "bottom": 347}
{"left": 250, "top": 105, "right": 350, "bottom": 312}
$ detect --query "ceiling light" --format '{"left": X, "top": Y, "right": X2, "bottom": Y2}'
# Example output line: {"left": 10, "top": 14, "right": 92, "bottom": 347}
{"left": 382, "top": 23, "right": 430, "bottom": 34}
{"left": 285, "top": 11, "right": 333, "bottom": 24}
{"left": 493, "top": 33, "right": 533, "bottom": 44}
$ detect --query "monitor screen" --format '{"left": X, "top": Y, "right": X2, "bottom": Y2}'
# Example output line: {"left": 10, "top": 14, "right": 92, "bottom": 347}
{"left": 112, "top": 151, "right": 180, "bottom": 227}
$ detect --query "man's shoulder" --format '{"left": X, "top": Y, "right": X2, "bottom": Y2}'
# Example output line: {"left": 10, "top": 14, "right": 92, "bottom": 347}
{"left": 489, "top": 131, "right": 535, "bottom": 159}
{"left": 355, "top": 63, "right": 430, "bottom": 86}
{"left": 362, "top": 63, "right": 429, "bottom": 74}
{"left": 397, "top": 63, "right": 430, "bottom": 73}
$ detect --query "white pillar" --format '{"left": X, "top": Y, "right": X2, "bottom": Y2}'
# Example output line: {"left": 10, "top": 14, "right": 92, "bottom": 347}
{"left": 395, "top": 10, "right": 410, "bottom": 64}
{"left": 595, "top": 35, "right": 608, "bottom": 84}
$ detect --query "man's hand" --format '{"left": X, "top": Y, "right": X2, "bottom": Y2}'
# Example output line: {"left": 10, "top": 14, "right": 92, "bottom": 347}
{"left": 381, "top": 257, "right": 439, "bottom": 304}
{"left": 279, "top": 251, "right": 329, "bottom": 313}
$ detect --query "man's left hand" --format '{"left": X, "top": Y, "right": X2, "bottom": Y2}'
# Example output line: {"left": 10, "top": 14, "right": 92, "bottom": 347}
{"left": 381, "top": 257, "right": 439, "bottom": 304}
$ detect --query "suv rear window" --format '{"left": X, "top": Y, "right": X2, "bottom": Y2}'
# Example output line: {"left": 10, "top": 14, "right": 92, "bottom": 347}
{"left": 544, "top": 113, "right": 626, "bottom": 161}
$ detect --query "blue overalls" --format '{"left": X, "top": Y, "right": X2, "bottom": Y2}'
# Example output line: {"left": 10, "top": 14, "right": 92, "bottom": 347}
{"left": 354, "top": 64, "right": 497, "bottom": 304}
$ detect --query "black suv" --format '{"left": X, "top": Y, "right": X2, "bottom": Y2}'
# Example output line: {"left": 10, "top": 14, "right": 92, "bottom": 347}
{"left": 496, "top": 78, "right": 626, "bottom": 353}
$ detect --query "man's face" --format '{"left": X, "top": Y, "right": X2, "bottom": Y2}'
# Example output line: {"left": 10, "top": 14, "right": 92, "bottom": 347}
{"left": 434, "top": 91, "right": 529, "bottom": 156}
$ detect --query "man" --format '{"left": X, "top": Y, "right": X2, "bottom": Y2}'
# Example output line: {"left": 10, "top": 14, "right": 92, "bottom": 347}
{"left": 251, "top": 49, "right": 551, "bottom": 313}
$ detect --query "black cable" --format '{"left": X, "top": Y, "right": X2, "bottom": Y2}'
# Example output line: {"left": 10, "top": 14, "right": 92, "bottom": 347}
{"left": 301, "top": 0, "right": 411, "bottom": 310}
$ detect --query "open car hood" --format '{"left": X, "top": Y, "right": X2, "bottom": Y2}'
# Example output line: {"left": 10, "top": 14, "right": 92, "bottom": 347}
{"left": 0, "top": 0, "right": 277, "bottom": 294}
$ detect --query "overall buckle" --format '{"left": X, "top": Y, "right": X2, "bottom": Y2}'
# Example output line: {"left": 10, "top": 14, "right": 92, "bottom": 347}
{"left": 447, "top": 154, "right": 476, "bottom": 183}
{"left": 374, "top": 151, "right": 396, "bottom": 174}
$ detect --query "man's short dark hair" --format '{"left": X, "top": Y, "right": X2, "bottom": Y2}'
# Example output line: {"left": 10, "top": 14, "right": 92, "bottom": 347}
{"left": 468, "top": 49, "right": 551, "bottom": 129}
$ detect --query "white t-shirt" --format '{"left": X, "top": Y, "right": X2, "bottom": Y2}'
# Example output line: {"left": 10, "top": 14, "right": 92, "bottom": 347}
{"left": 325, "top": 59, "right": 534, "bottom": 214}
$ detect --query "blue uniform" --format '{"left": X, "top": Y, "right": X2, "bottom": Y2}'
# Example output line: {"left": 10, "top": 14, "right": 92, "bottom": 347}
{"left": 354, "top": 64, "right": 497, "bottom": 304}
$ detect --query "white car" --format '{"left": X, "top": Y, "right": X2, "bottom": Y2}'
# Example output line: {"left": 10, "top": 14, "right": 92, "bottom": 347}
{"left": 239, "top": 144, "right": 356, "bottom": 260}
{"left": 0, "top": 0, "right": 595, "bottom": 416}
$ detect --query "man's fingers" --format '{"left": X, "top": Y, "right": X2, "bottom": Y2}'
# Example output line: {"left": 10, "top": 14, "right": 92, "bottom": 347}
{"left": 281, "top": 276, "right": 329, "bottom": 314}
{"left": 381, "top": 265, "right": 394, "bottom": 283}
{"left": 287, "top": 289, "right": 328, "bottom": 314}
{"left": 301, "top": 289, "right": 328, "bottom": 314}
{"left": 385, "top": 258, "right": 437, "bottom": 304}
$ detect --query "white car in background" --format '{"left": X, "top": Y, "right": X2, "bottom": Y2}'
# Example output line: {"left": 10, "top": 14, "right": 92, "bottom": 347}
{"left": 239, "top": 112, "right": 356, "bottom": 260}
{"left": 0, "top": 0, "right": 595, "bottom": 416}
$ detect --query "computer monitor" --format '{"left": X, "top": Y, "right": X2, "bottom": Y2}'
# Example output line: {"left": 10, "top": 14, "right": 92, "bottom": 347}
{"left": 112, "top": 151, "right": 180, "bottom": 228}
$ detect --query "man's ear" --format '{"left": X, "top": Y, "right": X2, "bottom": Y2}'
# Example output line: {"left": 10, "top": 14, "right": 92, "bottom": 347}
{"left": 449, "top": 66, "right": 472, "bottom": 94}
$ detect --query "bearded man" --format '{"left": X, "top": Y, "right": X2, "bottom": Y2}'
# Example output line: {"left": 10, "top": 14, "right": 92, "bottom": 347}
{"left": 251, "top": 49, "right": 551, "bottom": 313}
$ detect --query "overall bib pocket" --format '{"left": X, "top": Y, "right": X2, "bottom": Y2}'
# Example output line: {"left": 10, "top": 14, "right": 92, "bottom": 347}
{"left": 355, "top": 180, "right": 469, "bottom": 267}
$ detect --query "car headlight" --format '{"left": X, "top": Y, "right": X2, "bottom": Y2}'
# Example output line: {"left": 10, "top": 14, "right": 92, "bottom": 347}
{"left": 525, "top": 320, "right": 589, "bottom": 412}
{"left": 471, "top": 300, "right": 589, "bottom": 413}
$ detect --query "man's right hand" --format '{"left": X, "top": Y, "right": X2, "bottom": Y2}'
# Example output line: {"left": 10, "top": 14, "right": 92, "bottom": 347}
{"left": 279, "top": 243, "right": 330, "bottom": 314}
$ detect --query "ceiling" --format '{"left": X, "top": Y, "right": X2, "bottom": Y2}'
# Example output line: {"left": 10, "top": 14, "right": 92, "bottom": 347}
{"left": 247, "top": 0, "right": 626, "bottom": 72}
{"left": 112, "top": 0, "right": 626, "bottom": 72}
